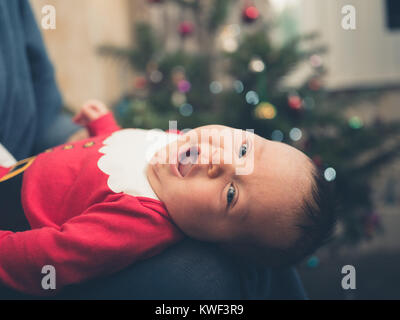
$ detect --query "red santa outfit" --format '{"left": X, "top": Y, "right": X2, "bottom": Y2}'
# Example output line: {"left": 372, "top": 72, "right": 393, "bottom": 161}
{"left": 0, "top": 113, "right": 184, "bottom": 295}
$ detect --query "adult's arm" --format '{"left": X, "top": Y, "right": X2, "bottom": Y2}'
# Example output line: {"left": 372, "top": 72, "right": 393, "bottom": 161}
{"left": 0, "top": 239, "right": 307, "bottom": 300}
{"left": 0, "top": 0, "right": 79, "bottom": 159}
{"left": 58, "top": 240, "right": 307, "bottom": 300}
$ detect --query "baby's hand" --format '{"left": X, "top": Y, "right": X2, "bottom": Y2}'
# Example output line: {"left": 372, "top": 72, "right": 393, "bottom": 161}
{"left": 73, "top": 100, "right": 109, "bottom": 126}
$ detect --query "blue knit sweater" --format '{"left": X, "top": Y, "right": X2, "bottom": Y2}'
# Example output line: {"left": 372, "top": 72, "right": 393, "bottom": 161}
{"left": 0, "top": 0, "right": 62, "bottom": 160}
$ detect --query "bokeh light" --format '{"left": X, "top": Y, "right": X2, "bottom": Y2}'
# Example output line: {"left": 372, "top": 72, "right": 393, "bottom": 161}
{"left": 233, "top": 80, "right": 244, "bottom": 93}
{"left": 179, "top": 103, "right": 193, "bottom": 117}
{"left": 210, "top": 81, "right": 223, "bottom": 94}
{"left": 303, "top": 96, "right": 315, "bottom": 110}
{"left": 149, "top": 70, "right": 163, "bottom": 83}
{"left": 271, "top": 130, "right": 284, "bottom": 142}
{"left": 349, "top": 116, "right": 363, "bottom": 129}
{"left": 177, "top": 79, "right": 191, "bottom": 93}
{"left": 249, "top": 57, "right": 265, "bottom": 72}
{"left": 324, "top": 167, "right": 336, "bottom": 182}
{"left": 171, "top": 92, "right": 186, "bottom": 107}
{"left": 289, "top": 127, "right": 302, "bottom": 141}
{"left": 244, "top": 6, "right": 259, "bottom": 20}
{"left": 222, "top": 38, "right": 238, "bottom": 52}
{"left": 254, "top": 102, "right": 276, "bottom": 119}
{"left": 309, "top": 54, "right": 323, "bottom": 68}
{"left": 307, "top": 256, "right": 320, "bottom": 268}
{"left": 245, "top": 90, "right": 259, "bottom": 105}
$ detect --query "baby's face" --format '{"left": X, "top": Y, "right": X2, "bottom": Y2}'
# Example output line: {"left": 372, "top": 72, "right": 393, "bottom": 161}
{"left": 147, "top": 125, "right": 314, "bottom": 248}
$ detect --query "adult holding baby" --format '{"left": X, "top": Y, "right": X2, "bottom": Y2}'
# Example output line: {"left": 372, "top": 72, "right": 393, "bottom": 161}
{"left": 0, "top": 0, "right": 306, "bottom": 300}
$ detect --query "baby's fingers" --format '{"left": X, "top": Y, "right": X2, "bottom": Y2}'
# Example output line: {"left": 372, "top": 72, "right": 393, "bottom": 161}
{"left": 81, "top": 100, "right": 109, "bottom": 121}
{"left": 73, "top": 111, "right": 87, "bottom": 125}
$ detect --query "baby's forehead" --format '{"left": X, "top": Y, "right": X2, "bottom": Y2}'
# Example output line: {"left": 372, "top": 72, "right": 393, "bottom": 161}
{"left": 244, "top": 147, "right": 313, "bottom": 247}
{"left": 246, "top": 137, "right": 313, "bottom": 206}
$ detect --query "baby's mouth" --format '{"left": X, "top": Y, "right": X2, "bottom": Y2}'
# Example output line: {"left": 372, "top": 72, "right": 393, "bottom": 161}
{"left": 177, "top": 146, "right": 199, "bottom": 177}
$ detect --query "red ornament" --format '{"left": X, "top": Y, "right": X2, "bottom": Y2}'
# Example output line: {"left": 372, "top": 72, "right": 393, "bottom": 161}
{"left": 147, "top": 0, "right": 164, "bottom": 4}
{"left": 242, "top": 5, "right": 259, "bottom": 23}
{"left": 134, "top": 76, "right": 147, "bottom": 89}
{"left": 288, "top": 95, "right": 303, "bottom": 110}
{"left": 179, "top": 21, "right": 194, "bottom": 37}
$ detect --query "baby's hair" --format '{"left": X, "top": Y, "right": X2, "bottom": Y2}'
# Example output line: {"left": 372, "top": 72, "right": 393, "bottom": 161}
{"left": 280, "top": 163, "right": 337, "bottom": 266}
{"left": 220, "top": 162, "right": 337, "bottom": 268}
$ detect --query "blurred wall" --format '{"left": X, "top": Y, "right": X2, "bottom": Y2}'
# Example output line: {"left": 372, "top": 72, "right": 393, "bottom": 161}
{"left": 30, "top": 0, "right": 149, "bottom": 111}
{"left": 299, "top": 0, "right": 400, "bottom": 90}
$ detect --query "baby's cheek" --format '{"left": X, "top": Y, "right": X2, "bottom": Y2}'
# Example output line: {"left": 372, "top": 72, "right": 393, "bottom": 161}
{"left": 188, "top": 185, "right": 214, "bottom": 205}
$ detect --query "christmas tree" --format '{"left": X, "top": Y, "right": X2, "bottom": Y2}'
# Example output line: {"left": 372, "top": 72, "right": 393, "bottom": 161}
{"left": 99, "top": 0, "right": 400, "bottom": 249}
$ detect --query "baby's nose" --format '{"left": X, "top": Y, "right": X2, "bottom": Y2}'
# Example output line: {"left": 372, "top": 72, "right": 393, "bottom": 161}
{"left": 207, "top": 164, "right": 222, "bottom": 178}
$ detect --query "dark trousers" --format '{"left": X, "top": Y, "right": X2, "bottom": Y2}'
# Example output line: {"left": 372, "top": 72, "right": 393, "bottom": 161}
{"left": 0, "top": 164, "right": 31, "bottom": 232}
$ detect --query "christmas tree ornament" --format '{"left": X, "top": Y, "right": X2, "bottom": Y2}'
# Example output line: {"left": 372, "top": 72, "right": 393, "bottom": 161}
{"left": 254, "top": 102, "right": 276, "bottom": 119}
{"left": 233, "top": 80, "right": 244, "bottom": 93}
{"left": 288, "top": 95, "right": 303, "bottom": 110}
{"left": 209, "top": 81, "right": 223, "bottom": 94}
{"left": 289, "top": 127, "right": 302, "bottom": 141}
{"left": 303, "top": 96, "right": 315, "bottom": 110}
{"left": 220, "top": 24, "right": 241, "bottom": 52}
{"left": 149, "top": 70, "right": 163, "bottom": 83}
{"left": 245, "top": 90, "right": 259, "bottom": 105}
{"left": 309, "top": 54, "right": 323, "bottom": 68}
{"left": 348, "top": 116, "right": 363, "bottom": 129}
{"left": 179, "top": 21, "right": 194, "bottom": 37}
{"left": 221, "top": 38, "right": 238, "bottom": 53}
{"left": 324, "top": 167, "right": 336, "bottom": 182}
{"left": 147, "top": 0, "right": 164, "bottom": 3}
{"left": 133, "top": 76, "right": 147, "bottom": 89}
{"left": 171, "top": 92, "right": 187, "bottom": 107}
{"left": 242, "top": 5, "right": 259, "bottom": 23}
{"left": 249, "top": 57, "right": 265, "bottom": 72}
{"left": 177, "top": 79, "right": 191, "bottom": 93}
{"left": 271, "top": 130, "right": 284, "bottom": 142}
{"left": 179, "top": 103, "right": 193, "bottom": 117}
{"left": 307, "top": 256, "right": 320, "bottom": 268}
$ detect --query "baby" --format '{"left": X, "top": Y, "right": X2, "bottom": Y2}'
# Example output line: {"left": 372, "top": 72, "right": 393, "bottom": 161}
{"left": 0, "top": 101, "right": 335, "bottom": 296}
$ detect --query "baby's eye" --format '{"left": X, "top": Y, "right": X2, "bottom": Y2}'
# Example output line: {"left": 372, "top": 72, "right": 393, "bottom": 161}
{"left": 227, "top": 184, "right": 236, "bottom": 206}
{"left": 239, "top": 143, "right": 248, "bottom": 158}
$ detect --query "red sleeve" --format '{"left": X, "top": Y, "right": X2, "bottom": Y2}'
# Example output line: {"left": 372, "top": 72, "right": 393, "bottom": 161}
{"left": 86, "top": 112, "right": 121, "bottom": 137}
{"left": 0, "top": 196, "right": 182, "bottom": 296}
